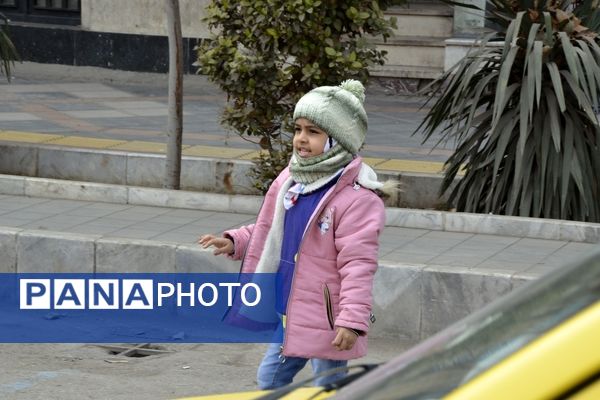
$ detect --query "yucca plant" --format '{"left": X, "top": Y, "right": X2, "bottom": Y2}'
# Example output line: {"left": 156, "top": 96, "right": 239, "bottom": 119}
{"left": 0, "top": 12, "right": 19, "bottom": 82}
{"left": 418, "top": 0, "right": 600, "bottom": 222}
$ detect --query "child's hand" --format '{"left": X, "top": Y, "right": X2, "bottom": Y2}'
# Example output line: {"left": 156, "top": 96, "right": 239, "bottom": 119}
{"left": 332, "top": 327, "right": 359, "bottom": 351}
{"left": 198, "top": 234, "right": 234, "bottom": 256}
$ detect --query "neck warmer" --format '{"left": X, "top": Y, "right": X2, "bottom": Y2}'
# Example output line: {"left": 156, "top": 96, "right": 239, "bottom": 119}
{"left": 289, "top": 144, "right": 354, "bottom": 184}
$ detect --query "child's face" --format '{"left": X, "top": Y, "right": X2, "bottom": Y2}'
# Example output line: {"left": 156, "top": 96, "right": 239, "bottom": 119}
{"left": 293, "top": 118, "right": 329, "bottom": 158}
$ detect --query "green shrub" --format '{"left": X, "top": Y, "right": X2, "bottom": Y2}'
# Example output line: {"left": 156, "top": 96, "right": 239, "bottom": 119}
{"left": 197, "top": 0, "right": 398, "bottom": 193}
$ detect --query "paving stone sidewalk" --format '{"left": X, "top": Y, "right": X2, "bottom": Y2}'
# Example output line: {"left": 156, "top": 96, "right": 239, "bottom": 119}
{"left": 1, "top": 64, "right": 598, "bottom": 277}
{"left": 0, "top": 63, "right": 455, "bottom": 169}
{"left": 0, "top": 193, "right": 596, "bottom": 279}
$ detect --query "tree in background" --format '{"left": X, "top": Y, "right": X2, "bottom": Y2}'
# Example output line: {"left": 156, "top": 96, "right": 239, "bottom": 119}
{"left": 164, "top": 0, "right": 184, "bottom": 190}
{"left": 0, "top": 12, "right": 19, "bottom": 82}
{"left": 197, "top": 0, "right": 399, "bottom": 193}
{"left": 417, "top": 0, "right": 600, "bottom": 222}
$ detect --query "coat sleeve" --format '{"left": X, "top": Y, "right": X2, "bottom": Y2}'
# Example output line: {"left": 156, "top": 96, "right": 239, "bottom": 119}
{"left": 333, "top": 191, "right": 385, "bottom": 333}
{"left": 223, "top": 225, "right": 254, "bottom": 260}
{"left": 222, "top": 167, "right": 289, "bottom": 261}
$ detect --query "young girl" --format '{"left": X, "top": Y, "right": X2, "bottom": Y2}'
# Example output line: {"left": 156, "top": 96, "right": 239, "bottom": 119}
{"left": 199, "top": 79, "right": 389, "bottom": 389}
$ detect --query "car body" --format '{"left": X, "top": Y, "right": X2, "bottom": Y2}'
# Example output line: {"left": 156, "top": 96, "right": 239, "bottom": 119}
{"left": 181, "top": 248, "right": 600, "bottom": 399}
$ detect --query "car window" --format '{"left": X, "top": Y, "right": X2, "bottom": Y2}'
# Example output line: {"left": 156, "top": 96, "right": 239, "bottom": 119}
{"left": 338, "top": 250, "right": 600, "bottom": 400}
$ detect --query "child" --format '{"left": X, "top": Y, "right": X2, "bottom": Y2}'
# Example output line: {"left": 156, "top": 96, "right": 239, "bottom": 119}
{"left": 199, "top": 79, "right": 390, "bottom": 389}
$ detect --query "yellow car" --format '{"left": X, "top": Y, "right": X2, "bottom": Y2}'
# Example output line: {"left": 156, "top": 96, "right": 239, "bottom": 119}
{"left": 181, "top": 248, "right": 600, "bottom": 399}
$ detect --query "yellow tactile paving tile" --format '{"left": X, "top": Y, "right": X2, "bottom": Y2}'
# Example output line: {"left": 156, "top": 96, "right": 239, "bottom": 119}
{"left": 376, "top": 159, "right": 466, "bottom": 176}
{"left": 0, "top": 130, "right": 64, "bottom": 143}
{"left": 45, "top": 136, "right": 127, "bottom": 149}
{"left": 109, "top": 141, "right": 188, "bottom": 153}
{"left": 362, "top": 157, "right": 387, "bottom": 167}
{"left": 183, "top": 145, "right": 254, "bottom": 159}
{"left": 0, "top": 130, "right": 461, "bottom": 176}
{"left": 376, "top": 159, "right": 446, "bottom": 174}
{"left": 238, "top": 150, "right": 268, "bottom": 160}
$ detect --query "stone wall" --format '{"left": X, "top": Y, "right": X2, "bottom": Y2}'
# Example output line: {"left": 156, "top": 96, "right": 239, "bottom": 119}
{"left": 0, "top": 225, "right": 530, "bottom": 340}
{"left": 81, "top": 0, "right": 211, "bottom": 38}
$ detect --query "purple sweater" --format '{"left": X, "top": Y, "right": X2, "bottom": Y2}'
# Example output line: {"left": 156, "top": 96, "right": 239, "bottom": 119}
{"left": 276, "top": 177, "right": 339, "bottom": 314}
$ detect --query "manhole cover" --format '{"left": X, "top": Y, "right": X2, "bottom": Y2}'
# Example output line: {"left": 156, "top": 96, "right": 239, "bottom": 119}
{"left": 96, "top": 343, "right": 173, "bottom": 358}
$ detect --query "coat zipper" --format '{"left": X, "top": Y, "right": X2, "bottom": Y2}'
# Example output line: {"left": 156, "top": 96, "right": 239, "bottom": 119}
{"left": 282, "top": 171, "right": 350, "bottom": 353}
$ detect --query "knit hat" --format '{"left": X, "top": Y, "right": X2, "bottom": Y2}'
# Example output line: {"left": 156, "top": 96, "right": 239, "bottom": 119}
{"left": 293, "top": 79, "right": 367, "bottom": 155}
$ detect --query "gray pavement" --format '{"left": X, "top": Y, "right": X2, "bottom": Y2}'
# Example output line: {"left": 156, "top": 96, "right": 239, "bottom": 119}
{"left": 0, "top": 193, "right": 596, "bottom": 278}
{"left": 0, "top": 339, "right": 412, "bottom": 399}
{"left": 0, "top": 62, "right": 454, "bottom": 162}
{"left": 1, "top": 63, "right": 599, "bottom": 399}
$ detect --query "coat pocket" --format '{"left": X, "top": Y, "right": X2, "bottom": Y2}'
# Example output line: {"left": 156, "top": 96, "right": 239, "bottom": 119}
{"left": 323, "top": 283, "right": 335, "bottom": 330}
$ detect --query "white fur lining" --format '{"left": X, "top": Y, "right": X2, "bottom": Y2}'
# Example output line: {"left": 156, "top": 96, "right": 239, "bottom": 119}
{"left": 254, "top": 177, "right": 294, "bottom": 273}
{"left": 357, "top": 163, "right": 384, "bottom": 190}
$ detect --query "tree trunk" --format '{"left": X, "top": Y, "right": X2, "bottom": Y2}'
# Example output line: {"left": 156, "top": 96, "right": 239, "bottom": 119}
{"left": 164, "top": 0, "right": 183, "bottom": 189}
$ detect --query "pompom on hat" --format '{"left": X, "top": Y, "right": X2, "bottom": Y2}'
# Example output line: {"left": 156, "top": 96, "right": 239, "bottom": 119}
{"left": 293, "top": 79, "right": 367, "bottom": 155}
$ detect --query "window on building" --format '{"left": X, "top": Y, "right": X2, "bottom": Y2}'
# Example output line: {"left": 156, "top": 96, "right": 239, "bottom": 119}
{"left": 0, "top": 0, "right": 81, "bottom": 25}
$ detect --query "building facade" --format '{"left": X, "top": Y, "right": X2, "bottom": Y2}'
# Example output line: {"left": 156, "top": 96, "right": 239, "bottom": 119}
{"left": 1, "top": 0, "right": 486, "bottom": 79}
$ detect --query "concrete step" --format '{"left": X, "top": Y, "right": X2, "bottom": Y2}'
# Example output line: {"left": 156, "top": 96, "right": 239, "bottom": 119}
{"left": 376, "top": 2, "right": 453, "bottom": 78}
{"left": 372, "top": 37, "right": 447, "bottom": 76}
{"left": 3, "top": 173, "right": 600, "bottom": 244}
{"left": 0, "top": 138, "right": 452, "bottom": 210}
{"left": 370, "top": 64, "right": 444, "bottom": 80}
{"left": 385, "top": 3, "right": 454, "bottom": 38}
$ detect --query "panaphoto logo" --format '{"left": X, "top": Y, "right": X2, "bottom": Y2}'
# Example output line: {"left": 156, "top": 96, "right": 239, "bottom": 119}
{"left": 19, "top": 278, "right": 261, "bottom": 310}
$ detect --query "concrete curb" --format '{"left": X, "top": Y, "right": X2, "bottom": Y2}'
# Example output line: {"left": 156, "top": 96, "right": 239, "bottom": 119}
{"left": 0, "top": 174, "right": 263, "bottom": 214}
{"left": 374, "top": 261, "right": 531, "bottom": 340}
{"left": 0, "top": 225, "right": 533, "bottom": 340}
{"left": 385, "top": 208, "right": 600, "bottom": 243}
{"left": 1, "top": 173, "right": 599, "bottom": 243}
{"left": 0, "top": 141, "right": 449, "bottom": 209}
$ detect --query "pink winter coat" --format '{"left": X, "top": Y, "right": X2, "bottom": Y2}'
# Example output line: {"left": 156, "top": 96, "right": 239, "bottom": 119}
{"left": 225, "top": 157, "right": 385, "bottom": 360}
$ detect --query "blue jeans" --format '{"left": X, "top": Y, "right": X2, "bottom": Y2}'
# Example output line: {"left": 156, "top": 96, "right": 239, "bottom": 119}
{"left": 256, "top": 341, "right": 348, "bottom": 390}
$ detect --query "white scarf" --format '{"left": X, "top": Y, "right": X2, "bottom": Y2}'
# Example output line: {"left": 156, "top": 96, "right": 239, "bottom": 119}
{"left": 254, "top": 162, "right": 384, "bottom": 273}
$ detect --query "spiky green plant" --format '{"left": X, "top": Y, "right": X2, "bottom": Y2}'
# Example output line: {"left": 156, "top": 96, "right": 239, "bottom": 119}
{"left": 418, "top": 0, "right": 600, "bottom": 222}
{"left": 0, "top": 12, "right": 19, "bottom": 82}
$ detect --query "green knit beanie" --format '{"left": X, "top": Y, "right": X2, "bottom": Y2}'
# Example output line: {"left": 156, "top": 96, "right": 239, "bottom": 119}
{"left": 293, "top": 79, "right": 367, "bottom": 155}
